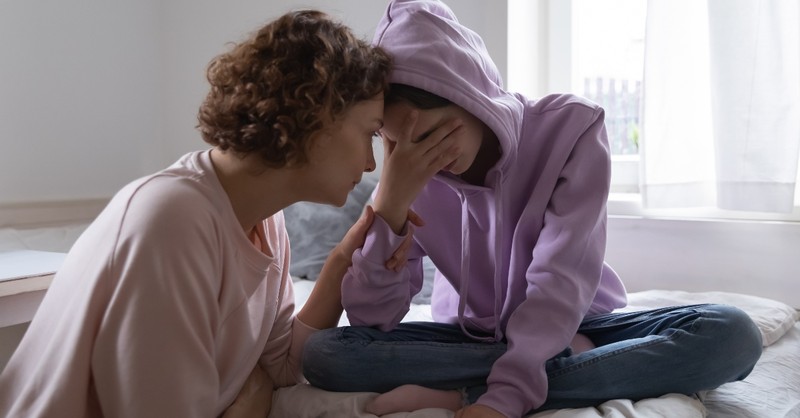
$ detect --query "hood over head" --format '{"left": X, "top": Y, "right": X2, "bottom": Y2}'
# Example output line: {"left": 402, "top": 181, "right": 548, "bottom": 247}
{"left": 373, "top": 0, "right": 523, "bottom": 177}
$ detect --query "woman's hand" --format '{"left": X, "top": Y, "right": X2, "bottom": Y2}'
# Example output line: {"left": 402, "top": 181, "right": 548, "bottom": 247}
{"left": 222, "top": 363, "right": 274, "bottom": 418}
{"left": 333, "top": 205, "right": 424, "bottom": 271}
{"left": 454, "top": 404, "right": 506, "bottom": 418}
{"left": 374, "top": 110, "right": 461, "bottom": 233}
{"left": 332, "top": 205, "right": 377, "bottom": 263}
{"left": 384, "top": 209, "right": 424, "bottom": 271}
{"left": 303, "top": 205, "right": 423, "bottom": 329}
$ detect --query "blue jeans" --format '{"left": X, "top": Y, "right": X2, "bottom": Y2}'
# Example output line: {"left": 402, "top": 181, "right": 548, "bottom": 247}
{"left": 302, "top": 304, "right": 762, "bottom": 412}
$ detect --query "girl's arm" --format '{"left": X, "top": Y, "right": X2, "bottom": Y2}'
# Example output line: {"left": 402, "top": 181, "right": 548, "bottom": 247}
{"left": 298, "top": 205, "right": 421, "bottom": 329}
{"left": 297, "top": 206, "right": 376, "bottom": 329}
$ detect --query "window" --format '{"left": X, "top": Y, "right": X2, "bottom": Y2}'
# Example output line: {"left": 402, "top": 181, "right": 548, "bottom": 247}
{"left": 508, "top": 0, "right": 800, "bottom": 221}
{"left": 507, "top": 0, "right": 646, "bottom": 194}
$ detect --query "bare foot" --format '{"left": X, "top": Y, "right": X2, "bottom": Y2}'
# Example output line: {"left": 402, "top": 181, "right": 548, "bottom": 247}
{"left": 365, "top": 384, "right": 462, "bottom": 415}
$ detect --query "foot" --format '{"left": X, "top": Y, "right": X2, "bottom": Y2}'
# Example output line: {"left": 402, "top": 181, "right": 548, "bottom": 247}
{"left": 365, "top": 384, "right": 462, "bottom": 415}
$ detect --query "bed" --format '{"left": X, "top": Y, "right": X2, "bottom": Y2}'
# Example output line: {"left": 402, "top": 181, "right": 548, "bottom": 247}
{"left": 278, "top": 280, "right": 800, "bottom": 418}
{"left": 1, "top": 178, "right": 798, "bottom": 417}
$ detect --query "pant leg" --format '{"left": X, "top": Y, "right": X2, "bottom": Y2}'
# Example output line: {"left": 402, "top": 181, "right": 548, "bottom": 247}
{"left": 304, "top": 305, "right": 762, "bottom": 411}
{"left": 536, "top": 303, "right": 763, "bottom": 411}
{"left": 302, "top": 321, "right": 506, "bottom": 393}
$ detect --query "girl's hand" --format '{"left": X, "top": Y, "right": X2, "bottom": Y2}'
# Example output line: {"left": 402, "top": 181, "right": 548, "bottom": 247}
{"left": 222, "top": 363, "right": 273, "bottom": 418}
{"left": 374, "top": 110, "right": 461, "bottom": 233}
{"left": 454, "top": 404, "right": 506, "bottom": 418}
{"left": 384, "top": 208, "right": 424, "bottom": 271}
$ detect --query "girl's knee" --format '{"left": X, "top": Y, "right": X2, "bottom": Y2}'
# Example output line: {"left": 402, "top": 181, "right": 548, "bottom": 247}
{"left": 705, "top": 304, "right": 763, "bottom": 375}
{"left": 302, "top": 328, "right": 347, "bottom": 386}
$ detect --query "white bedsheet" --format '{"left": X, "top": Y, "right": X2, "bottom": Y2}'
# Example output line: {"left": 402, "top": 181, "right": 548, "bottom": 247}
{"left": 285, "top": 281, "right": 800, "bottom": 418}
{"left": 701, "top": 322, "right": 800, "bottom": 418}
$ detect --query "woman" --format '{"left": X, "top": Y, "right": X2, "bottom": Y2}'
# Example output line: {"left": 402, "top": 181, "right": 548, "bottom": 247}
{"left": 0, "top": 9, "right": 424, "bottom": 417}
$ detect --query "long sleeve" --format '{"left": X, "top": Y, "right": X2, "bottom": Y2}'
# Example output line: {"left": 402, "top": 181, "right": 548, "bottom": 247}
{"left": 478, "top": 109, "right": 613, "bottom": 416}
{"left": 0, "top": 151, "right": 307, "bottom": 418}
{"left": 259, "top": 221, "right": 315, "bottom": 387}
{"left": 341, "top": 215, "right": 425, "bottom": 331}
{"left": 91, "top": 195, "right": 224, "bottom": 418}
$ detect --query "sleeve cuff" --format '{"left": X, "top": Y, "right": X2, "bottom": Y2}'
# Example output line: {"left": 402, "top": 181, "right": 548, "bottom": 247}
{"left": 361, "top": 214, "right": 413, "bottom": 263}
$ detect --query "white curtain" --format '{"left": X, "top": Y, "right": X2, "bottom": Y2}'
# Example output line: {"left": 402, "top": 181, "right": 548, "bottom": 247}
{"left": 640, "top": 0, "right": 800, "bottom": 212}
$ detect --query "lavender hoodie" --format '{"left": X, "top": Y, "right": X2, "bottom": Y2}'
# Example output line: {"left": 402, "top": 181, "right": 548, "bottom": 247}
{"left": 341, "top": 0, "right": 628, "bottom": 416}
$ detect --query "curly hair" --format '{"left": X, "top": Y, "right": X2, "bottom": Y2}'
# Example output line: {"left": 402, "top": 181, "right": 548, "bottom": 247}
{"left": 197, "top": 10, "right": 392, "bottom": 167}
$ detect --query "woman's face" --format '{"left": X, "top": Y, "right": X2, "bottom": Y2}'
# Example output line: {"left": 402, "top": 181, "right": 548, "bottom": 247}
{"left": 380, "top": 100, "right": 485, "bottom": 176}
{"left": 305, "top": 94, "right": 383, "bottom": 206}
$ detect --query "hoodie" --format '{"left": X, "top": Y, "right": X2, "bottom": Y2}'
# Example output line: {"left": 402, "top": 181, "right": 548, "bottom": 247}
{"left": 340, "top": 1, "right": 628, "bottom": 416}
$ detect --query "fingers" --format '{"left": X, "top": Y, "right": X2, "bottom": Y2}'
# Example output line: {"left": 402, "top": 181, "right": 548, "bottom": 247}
{"left": 407, "top": 209, "right": 425, "bottom": 227}
{"left": 361, "top": 204, "right": 375, "bottom": 225}
{"left": 385, "top": 208, "right": 424, "bottom": 271}
{"left": 334, "top": 205, "right": 375, "bottom": 261}
{"left": 399, "top": 110, "right": 419, "bottom": 145}
{"left": 385, "top": 232, "right": 413, "bottom": 271}
{"left": 350, "top": 205, "right": 374, "bottom": 241}
{"left": 382, "top": 134, "right": 396, "bottom": 157}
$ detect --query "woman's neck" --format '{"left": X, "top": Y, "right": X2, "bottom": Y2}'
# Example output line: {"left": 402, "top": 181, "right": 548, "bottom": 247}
{"left": 209, "top": 149, "right": 299, "bottom": 232}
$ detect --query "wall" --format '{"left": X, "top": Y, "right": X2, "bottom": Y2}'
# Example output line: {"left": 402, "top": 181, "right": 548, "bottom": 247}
{"left": 0, "top": 0, "right": 162, "bottom": 206}
{"left": 0, "top": 0, "right": 507, "bottom": 215}
{"left": 605, "top": 216, "right": 800, "bottom": 308}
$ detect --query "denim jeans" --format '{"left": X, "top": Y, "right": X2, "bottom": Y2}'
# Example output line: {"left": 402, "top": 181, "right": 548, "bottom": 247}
{"left": 302, "top": 304, "right": 762, "bottom": 412}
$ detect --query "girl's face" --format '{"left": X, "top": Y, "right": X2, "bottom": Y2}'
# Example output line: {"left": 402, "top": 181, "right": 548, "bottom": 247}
{"left": 305, "top": 95, "right": 382, "bottom": 206}
{"left": 381, "top": 101, "right": 485, "bottom": 177}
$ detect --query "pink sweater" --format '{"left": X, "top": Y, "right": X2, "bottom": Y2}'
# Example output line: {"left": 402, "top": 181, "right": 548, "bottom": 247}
{"left": 0, "top": 150, "right": 313, "bottom": 417}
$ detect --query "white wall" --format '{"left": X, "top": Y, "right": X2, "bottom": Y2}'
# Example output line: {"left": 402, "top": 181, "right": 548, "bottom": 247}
{"left": 0, "top": 0, "right": 162, "bottom": 204}
{"left": 0, "top": 0, "right": 507, "bottom": 209}
{"left": 605, "top": 217, "right": 800, "bottom": 308}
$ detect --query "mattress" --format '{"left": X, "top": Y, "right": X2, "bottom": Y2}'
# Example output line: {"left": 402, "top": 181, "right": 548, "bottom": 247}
{"left": 283, "top": 281, "right": 800, "bottom": 418}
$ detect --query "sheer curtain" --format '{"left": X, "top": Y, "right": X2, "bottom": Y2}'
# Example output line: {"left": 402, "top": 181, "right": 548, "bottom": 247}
{"left": 640, "top": 0, "right": 800, "bottom": 213}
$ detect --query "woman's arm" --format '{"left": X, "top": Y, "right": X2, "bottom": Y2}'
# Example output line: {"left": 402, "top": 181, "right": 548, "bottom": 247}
{"left": 297, "top": 206, "right": 375, "bottom": 329}
{"left": 221, "top": 364, "right": 274, "bottom": 418}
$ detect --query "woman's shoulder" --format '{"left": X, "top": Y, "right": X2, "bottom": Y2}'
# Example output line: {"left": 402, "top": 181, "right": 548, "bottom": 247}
{"left": 102, "top": 169, "right": 225, "bottom": 246}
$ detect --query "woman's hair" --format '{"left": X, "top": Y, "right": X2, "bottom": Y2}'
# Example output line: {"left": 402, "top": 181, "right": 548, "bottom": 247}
{"left": 197, "top": 10, "right": 392, "bottom": 167}
{"left": 385, "top": 83, "right": 451, "bottom": 109}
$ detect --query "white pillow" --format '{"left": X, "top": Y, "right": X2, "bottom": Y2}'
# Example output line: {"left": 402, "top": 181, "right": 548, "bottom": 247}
{"left": 620, "top": 290, "right": 800, "bottom": 346}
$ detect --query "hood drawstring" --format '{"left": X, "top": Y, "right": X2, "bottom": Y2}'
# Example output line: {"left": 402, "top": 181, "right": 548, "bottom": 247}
{"left": 455, "top": 176, "right": 505, "bottom": 343}
{"left": 492, "top": 179, "right": 504, "bottom": 342}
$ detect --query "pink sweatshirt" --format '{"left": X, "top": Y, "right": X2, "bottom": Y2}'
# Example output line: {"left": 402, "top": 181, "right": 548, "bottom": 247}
{"left": 0, "top": 150, "right": 313, "bottom": 417}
